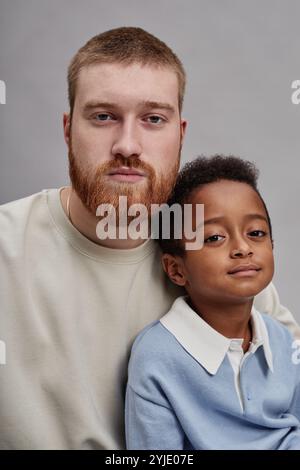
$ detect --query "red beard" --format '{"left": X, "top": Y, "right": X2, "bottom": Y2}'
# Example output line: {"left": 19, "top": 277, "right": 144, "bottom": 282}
{"left": 68, "top": 145, "right": 180, "bottom": 217}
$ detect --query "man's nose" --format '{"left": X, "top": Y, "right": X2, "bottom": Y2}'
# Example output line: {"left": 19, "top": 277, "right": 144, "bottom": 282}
{"left": 230, "top": 237, "right": 253, "bottom": 258}
{"left": 112, "top": 119, "right": 142, "bottom": 159}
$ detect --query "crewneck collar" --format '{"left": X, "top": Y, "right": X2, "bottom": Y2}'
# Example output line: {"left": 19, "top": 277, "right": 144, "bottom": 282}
{"left": 46, "top": 187, "right": 156, "bottom": 264}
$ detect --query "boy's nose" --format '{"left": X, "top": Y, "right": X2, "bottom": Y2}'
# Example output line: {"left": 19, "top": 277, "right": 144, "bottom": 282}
{"left": 230, "top": 247, "right": 253, "bottom": 258}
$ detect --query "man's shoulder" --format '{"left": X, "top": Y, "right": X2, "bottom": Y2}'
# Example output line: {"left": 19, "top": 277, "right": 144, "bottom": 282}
{"left": 0, "top": 189, "right": 57, "bottom": 249}
{"left": 0, "top": 189, "right": 48, "bottom": 212}
{"left": 260, "top": 312, "right": 295, "bottom": 349}
{"left": 0, "top": 189, "right": 54, "bottom": 226}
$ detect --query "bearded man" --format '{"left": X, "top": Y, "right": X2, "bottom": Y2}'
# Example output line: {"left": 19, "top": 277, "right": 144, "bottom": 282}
{"left": 0, "top": 27, "right": 299, "bottom": 450}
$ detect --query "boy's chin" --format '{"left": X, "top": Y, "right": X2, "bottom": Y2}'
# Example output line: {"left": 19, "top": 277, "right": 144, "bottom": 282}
{"left": 227, "top": 283, "right": 270, "bottom": 302}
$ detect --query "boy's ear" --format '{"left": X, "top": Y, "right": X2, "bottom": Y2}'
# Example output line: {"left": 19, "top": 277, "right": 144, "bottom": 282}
{"left": 161, "top": 254, "right": 187, "bottom": 287}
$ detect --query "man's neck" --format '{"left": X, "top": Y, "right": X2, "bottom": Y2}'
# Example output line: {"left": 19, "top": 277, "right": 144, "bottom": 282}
{"left": 188, "top": 296, "right": 253, "bottom": 352}
{"left": 60, "top": 187, "right": 147, "bottom": 250}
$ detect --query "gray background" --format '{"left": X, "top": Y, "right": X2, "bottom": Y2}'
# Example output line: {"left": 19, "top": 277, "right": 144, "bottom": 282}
{"left": 0, "top": 0, "right": 299, "bottom": 321}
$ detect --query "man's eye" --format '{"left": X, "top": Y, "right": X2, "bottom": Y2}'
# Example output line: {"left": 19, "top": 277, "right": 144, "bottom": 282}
{"left": 145, "top": 115, "right": 164, "bottom": 124}
{"left": 204, "top": 235, "right": 225, "bottom": 243}
{"left": 94, "top": 113, "right": 114, "bottom": 121}
{"left": 248, "top": 230, "right": 267, "bottom": 237}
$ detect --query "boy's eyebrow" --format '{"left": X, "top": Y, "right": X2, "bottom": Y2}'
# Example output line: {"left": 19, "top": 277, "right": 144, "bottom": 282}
{"left": 82, "top": 100, "right": 175, "bottom": 114}
{"left": 244, "top": 213, "right": 269, "bottom": 223}
{"left": 204, "top": 214, "right": 269, "bottom": 225}
{"left": 204, "top": 216, "right": 226, "bottom": 226}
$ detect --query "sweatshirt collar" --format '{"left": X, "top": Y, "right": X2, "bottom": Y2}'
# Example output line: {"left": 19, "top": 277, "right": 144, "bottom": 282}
{"left": 46, "top": 187, "right": 156, "bottom": 264}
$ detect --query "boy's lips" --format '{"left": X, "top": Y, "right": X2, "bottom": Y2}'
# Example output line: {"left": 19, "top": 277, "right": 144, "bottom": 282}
{"left": 227, "top": 263, "right": 261, "bottom": 277}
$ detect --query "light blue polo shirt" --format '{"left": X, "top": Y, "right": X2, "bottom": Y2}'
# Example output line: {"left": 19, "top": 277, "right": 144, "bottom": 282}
{"left": 125, "top": 297, "right": 300, "bottom": 450}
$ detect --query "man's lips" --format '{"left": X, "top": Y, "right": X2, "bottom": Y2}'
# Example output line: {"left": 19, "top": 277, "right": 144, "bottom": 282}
{"left": 228, "top": 264, "right": 261, "bottom": 277}
{"left": 107, "top": 167, "right": 147, "bottom": 182}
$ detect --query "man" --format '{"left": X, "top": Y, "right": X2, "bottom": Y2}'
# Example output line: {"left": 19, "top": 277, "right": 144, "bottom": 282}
{"left": 0, "top": 27, "right": 299, "bottom": 450}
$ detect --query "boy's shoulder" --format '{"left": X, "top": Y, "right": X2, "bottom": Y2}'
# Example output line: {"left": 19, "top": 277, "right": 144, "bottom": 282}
{"left": 128, "top": 319, "right": 184, "bottom": 405}
{"left": 131, "top": 319, "right": 178, "bottom": 361}
{"left": 128, "top": 318, "right": 185, "bottom": 381}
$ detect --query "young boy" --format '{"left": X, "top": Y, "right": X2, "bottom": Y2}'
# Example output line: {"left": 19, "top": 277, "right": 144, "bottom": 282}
{"left": 125, "top": 155, "right": 300, "bottom": 450}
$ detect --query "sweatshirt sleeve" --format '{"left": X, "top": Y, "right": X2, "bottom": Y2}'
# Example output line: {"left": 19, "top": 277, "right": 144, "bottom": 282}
{"left": 125, "top": 384, "right": 185, "bottom": 450}
{"left": 125, "top": 324, "right": 186, "bottom": 450}
{"left": 254, "top": 282, "right": 300, "bottom": 339}
{"left": 289, "top": 338, "right": 300, "bottom": 420}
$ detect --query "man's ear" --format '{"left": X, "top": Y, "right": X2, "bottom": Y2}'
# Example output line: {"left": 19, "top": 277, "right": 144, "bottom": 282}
{"left": 63, "top": 113, "right": 71, "bottom": 147}
{"left": 180, "top": 119, "right": 187, "bottom": 142}
{"left": 161, "top": 253, "right": 187, "bottom": 287}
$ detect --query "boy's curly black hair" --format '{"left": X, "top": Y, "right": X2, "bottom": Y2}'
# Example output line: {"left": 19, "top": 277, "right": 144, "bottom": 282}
{"left": 157, "top": 155, "right": 273, "bottom": 256}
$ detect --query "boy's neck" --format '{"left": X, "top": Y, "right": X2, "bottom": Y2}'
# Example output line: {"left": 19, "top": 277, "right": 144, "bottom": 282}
{"left": 188, "top": 297, "right": 253, "bottom": 353}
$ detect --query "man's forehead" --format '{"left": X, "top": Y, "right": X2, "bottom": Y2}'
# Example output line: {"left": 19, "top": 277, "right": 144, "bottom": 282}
{"left": 76, "top": 62, "right": 179, "bottom": 107}
{"left": 77, "top": 61, "right": 178, "bottom": 80}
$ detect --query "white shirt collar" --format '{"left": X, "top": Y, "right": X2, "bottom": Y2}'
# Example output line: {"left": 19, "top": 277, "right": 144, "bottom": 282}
{"left": 160, "top": 296, "right": 273, "bottom": 375}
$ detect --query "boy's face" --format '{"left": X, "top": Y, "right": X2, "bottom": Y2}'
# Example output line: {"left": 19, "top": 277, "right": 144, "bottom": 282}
{"left": 164, "top": 179, "right": 274, "bottom": 305}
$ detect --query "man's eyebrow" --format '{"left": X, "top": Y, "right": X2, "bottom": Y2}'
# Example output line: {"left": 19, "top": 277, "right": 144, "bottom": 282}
{"left": 139, "top": 100, "right": 175, "bottom": 113}
{"left": 82, "top": 100, "right": 176, "bottom": 114}
{"left": 204, "top": 214, "right": 269, "bottom": 225}
{"left": 83, "top": 101, "right": 120, "bottom": 113}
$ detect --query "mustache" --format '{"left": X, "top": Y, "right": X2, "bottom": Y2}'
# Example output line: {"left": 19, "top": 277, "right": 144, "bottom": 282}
{"left": 94, "top": 156, "right": 155, "bottom": 179}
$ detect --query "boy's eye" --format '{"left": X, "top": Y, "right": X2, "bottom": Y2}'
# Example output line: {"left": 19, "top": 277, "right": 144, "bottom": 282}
{"left": 204, "top": 234, "right": 225, "bottom": 243}
{"left": 248, "top": 230, "right": 267, "bottom": 237}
